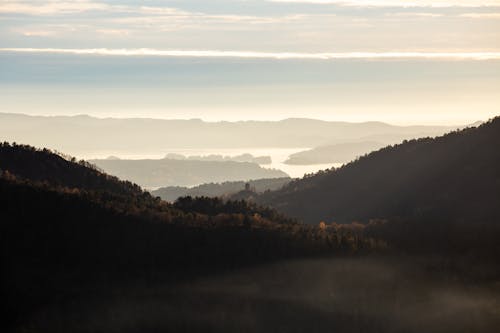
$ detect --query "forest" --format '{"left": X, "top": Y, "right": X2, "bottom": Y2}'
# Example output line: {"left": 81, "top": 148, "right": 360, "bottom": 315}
{"left": 152, "top": 177, "right": 290, "bottom": 202}
{"left": 2, "top": 117, "right": 500, "bottom": 332}
{"left": 259, "top": 117, "right": 500, "bottom": 226}
{"left": 1, "top": 142, "right": 384, "bottom": 332}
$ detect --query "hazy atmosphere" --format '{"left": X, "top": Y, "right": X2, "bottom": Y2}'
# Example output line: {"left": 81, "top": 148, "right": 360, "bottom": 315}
{"left": 2, "top": 1, "right": 500, "bottom": 333}
{"left": 1, "top": 0, "right": 500, "bottom": 124}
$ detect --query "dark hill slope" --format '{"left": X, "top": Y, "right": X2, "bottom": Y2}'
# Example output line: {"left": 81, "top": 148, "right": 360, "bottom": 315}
{"left": 0, "top": 144, "right": 341, "bottom": 330}
{"left": 258, "top": 117, "right": 500, "bottom": 224}
{"left": 152, "top": 177, "right": 291, "bottom": 202}
{"left": 0, "top": 143, "right": 142, "bottom": 196}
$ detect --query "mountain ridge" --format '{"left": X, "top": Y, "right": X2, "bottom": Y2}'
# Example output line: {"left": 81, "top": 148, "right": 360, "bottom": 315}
{"left": 257, "top": 117, "right": 500, "bottom": 225}
{"left": 0, "top": 112, "right": 461, "bottom": 156}
{"left": 0, "top": 112, "right": 471, "bottom": 127}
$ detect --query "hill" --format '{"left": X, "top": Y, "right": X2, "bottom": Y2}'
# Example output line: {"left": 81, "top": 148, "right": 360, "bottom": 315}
{"left": 0, "top": 113, "right": 456, "bottom": 156}
{"left": 89, "top": 158, "right": 288, "bottom": 188}
{"left": 285, "top": 141, "right": 386, "bottom": 165}
{"left": 2, "top": 142, "right": 500, "bottom": 333}
{"left": 0, "top": 143, "right": 143, "bottom": 196}
{"left": 152, "top": 177, "right": 291, "bottom": 202}
{"left": 258, "top": 117, "right": 500, "bottom": 225}
{"left": 1, "top": 143, "right": 357, "bottom": 331}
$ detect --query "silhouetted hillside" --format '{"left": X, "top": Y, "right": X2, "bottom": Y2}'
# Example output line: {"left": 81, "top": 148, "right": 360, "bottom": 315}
{"left": 1, "top": 143, "right": 368, "bottom": 331}
{"left": 152, "top": 177, "right": 291, "bottom": 202}
{"left": 258, "top": 118, "right": 500, "bottom": 226}
{"left": 0, "top": 142, "right": 143, "bottom": 196}
{"left": 3, "top": 142, "right": 500, "bottom": 333}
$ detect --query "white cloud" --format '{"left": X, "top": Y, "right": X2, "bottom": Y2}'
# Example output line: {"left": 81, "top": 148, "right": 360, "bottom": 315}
{"left": 19, "top": 30, "right": 56, "bottom": 36}
{"left": 0, "top": 1, "right": 307, "bottom": 26}
{"left": 269, "top": 0, "right": 500, "bottom": 7}
{"left": 2, "top": 1, "right": 499, "bottom": 53}
{"left": 0, "top": 0, "right": 109, "bottom": 15}
{"left": 110, "top": 12, "right": 327, "bottom": 27}
{"left": 10, "top": 23, "right": 88, "bottom": 37}
{"left": 460, "top": 12, "right": 500, "bottom": 18}
{"left": 2, "top": 47, "right": 500, "bottom": 60}
{"left": 0, "top": 1, "right": 193, "bottom": 16}
{"left": 385, "top": 12, "right": 443, "bottom": 17}
{"left": 95, "top": 29, "right": 130, "bottom": 36}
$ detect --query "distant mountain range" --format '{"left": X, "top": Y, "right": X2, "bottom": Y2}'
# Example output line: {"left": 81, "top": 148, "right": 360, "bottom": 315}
{"left": 152, "top": 177, "right": 291, "bottom": 202}
{"left": 90, "top": 158, "right": 288, "bottom": 188}
{"left": 285, "top": 123, "right": 484, "bottom": 165}
{"left": 285, "top": 141, "right": 387, "bottom": 165}
{"left": 0, "top": 113, "right": 461, "bottom": 156}
{"left": 258, "top": 118, "right": 500, "bottom": 225}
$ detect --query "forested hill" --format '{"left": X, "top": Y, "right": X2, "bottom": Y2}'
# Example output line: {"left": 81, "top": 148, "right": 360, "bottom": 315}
{"left": 0, "top": 142, "right": 143, "bottom": 196}
{"left": 1, "top": 143, "right": 347, "bottom": 329}
{"left": 257, "top": 117, "right": 500, "bottom": 225}
{"left": 152, "top": 177, "right": 291, "bottom": 202}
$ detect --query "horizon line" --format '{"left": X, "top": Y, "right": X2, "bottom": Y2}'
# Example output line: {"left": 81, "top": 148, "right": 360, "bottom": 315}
{"left": 2, "top": 48, "right": 500, "bottom": 60}
{"left": 0, "top": 111, "right": 484, "bottom": 128}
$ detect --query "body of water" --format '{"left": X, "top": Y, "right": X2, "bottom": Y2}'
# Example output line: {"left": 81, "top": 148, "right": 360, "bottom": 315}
{"left": 80, "top": 147, "right": 342, "bottom": 180}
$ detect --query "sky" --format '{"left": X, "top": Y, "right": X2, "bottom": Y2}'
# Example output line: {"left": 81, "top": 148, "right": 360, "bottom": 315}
{"left": 1, "top": 0, "right": 500, "bottom": 124}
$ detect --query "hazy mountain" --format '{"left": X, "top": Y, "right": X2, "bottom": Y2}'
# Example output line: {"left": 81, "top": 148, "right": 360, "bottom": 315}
{"left": 285, "top": 141, "right": 386, "bottom": 165}
{"left": 152, "top": 177, "right": 291, "bottom": 202}
{"left": 258, "top": 118, "right": 500, "bottom": 225}
{"left": 284, "top": 128, "right": 478, "bottom": 165}
{"left": 89, "top": 158, "right": 288, "bottom": 188}
{"left": 0, "top": 113, "right": 457, "bottom": 156}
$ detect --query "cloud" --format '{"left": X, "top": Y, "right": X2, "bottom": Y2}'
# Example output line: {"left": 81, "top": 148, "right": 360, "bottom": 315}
{"left": 385, "top": 12, "right": 444, "bottom": 17}
{"left": 269, "top": 0, "right": 500, "bottom": 7}
{"left": 2, "top": 47, "right": 500, "bottom": 60}
{"left": 0, "top": 0, "right": 109, "bottom": 15}
{"left": 0, "top": 1, "right": 309, "bottom": 26}
{"left": 0, "top": 1, "right": 194, "bottom": 16}
{"left": 2, "top": 1, "right": 499, "bottom": 53}
{"left": 18, "top": 30, "right": 56, "bottom": 37}
{"left": 460, "top": 12, "right": 500, "bottom": 18}
{"left": 95, "top": 29, "right": 130, "bottom": 36}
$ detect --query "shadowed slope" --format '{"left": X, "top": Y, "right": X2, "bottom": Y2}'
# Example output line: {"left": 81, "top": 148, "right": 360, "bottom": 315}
{"left": 0, "top": 143, "right": 142, "bottom": 196}
{"left": 258, "top": 117, "right": 500, "bottom": 224}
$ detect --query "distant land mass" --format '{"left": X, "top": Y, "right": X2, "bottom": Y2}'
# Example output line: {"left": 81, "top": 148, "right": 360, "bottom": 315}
{"left": 285, "top": 141, "right": 387, "bottom": 165}
{"left": 152, "top": 177, "right": 291, "bottom": 202}
{"left": 284, "top": 126, "right": 488, "bottom": 165}
{"left": 258, "top": 118, "right": 500, "bottom": 225}
{"left": 90, "top": 158, "right": 288, "bottom": 188}
{"left": 0, "top": 113, "right": 462, "bottom": 157}
{"left": 164, "top": 153, "right": 271, "bottom": 165}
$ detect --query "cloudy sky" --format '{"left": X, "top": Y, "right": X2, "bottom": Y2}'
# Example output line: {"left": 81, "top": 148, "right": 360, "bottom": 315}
{"left": 1, "top": 0, "right": 500, "bottom": 124}
{"left": 2, "top": 0, "right": 500, "bottom": 52}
